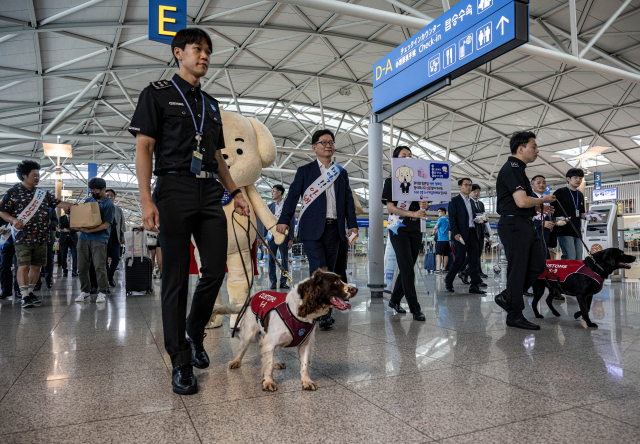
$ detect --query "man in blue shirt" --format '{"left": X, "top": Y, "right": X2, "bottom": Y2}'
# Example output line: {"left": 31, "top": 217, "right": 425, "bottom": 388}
{"left": 432, "top": 208, "right": 450, "bottom": 273}
{"left": 73, "top": 177, "right": 115, "bottom": 303}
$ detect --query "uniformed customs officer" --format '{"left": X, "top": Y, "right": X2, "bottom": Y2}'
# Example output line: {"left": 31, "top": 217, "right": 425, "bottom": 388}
{"left": 494, "top": 131, "right": 555, "bottom": 330}
{"left": 130, "top": 29, "right": 250, "bottom": 395}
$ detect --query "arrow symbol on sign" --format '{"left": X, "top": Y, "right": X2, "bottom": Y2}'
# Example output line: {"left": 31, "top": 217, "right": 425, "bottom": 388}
{"left": 496, "top": 16, "right": 509, "bottom": 35}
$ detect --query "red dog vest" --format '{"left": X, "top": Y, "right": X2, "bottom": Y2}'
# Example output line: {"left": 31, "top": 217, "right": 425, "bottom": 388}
{"left": 250, "top": 291, "right": 315, "bottom": 347}
{"left": 538, "top": 260, "right": 604, "bottom": 291}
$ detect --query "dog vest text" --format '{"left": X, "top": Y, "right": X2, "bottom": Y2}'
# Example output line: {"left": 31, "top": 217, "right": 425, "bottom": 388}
{"left": 250, "top": 291, "right": 315, "bottom": 347}
{"left": 538, "top": 260, "right": 604, "bottom": 291}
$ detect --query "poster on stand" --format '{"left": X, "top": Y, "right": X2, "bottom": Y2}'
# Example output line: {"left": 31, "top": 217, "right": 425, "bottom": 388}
{"left": 391, "top": 158, "right": 452, "bottom": 202}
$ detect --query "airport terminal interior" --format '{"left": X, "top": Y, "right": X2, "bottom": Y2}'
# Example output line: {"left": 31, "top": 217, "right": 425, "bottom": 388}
{"left": 2, "top": 0, "right": 640, "bottom": 442}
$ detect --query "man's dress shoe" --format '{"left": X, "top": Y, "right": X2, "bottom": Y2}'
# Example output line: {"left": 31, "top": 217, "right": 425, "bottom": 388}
{"left": 186, "top": 332, "right": 209, "bottom": 369}
{"left": 172, "top": 363, "right": 198, "bottom": 395}
{"left": 506, "top": 318, "right": 540, "bottom": 330}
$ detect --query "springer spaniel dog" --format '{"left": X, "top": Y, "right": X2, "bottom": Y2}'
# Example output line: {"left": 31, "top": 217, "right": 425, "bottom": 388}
{"left": 228, "top": 269, "right": 358, "bottom": 391}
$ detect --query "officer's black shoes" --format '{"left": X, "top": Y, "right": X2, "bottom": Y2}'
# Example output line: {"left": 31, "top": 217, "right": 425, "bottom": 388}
{"left": 270, "top": 283, "right": 277, "bottom": 290}
{"left": 28, "top": 293, "right": 41, "bottom": 304}
{"left": 21, "top": 297, "right": 34, "bottom": 309}
{"left": 0, "top": 292, "right": 11, "bottom": 300}
{"left": 319, "top": 316, "right": 335, "bottom": 329}
{"left": 479, "top": 272, "right": 489, "bottom": 279}
{"left": 109, "top": 278, "right": 116, "bottom": 287}
{"left": 478, "top": 282, "right": 488, "bottom": 288}
{"left": 90, "top": 287, "right": 98, "bottom": 294}
{"left": 412, "top": 310, "right": 426, "bottom": 321}
{"left": 468, "top": 286, "right": 486, "bottom": 295}
{"left": 554, "top": 294, "right": 565, "bottom": 301}
{"left": 33, "top": 281, "right": 42, "bottom": 291}
{"left": 46, "top": 280, "right": 52, "bottom": 289}
{"left": 389, "top": 301, "right": 406, "bottom": 314}
{"left": 72, "top": 272, "right": 79, "bottom": 277}
{"left": 172, "top": 363, "right": 198, "bottom": 395}
{"left": 458, "top": 273, "right": 469, "bottom": 285}
{"left": 186, "top": 332, "right": 209, "bottom": 369}
{"left": 506, "top": 317, "right": 540, "bottom": 330}
{"left": 495, "top": 291, "right": 509, "bottom": 311}
{"left": 280, "top": 283, "right": 290, "bottom": 290}
{"left": 445, "top": 283, "right": 455, "bottom": 292}
{"left": 62, "top": 271, "right": 68, "bottom": 277}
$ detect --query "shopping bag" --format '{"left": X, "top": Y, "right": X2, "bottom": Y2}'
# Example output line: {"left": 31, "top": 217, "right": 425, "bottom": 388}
{"left": 70, "top": 202, "right": 102, "bottom": 228}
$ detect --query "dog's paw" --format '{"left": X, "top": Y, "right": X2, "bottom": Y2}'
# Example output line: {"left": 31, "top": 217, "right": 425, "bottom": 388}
{"left": 273, "top": 362, "right": 287, "bottom": 369}
{"left": 302, "top": 380, "right": 318, "bottom": 391}
{"left": 586, "top": 322, "right": 599, "bottom": 328}
{"left": 229, "top": 360, "right": 241, "bottom": 369}
{"left": 262, "top": 380, "right": 278, "bottom": 391}
{"left": 574, "top": 311, "right": 582, "bottom": 319}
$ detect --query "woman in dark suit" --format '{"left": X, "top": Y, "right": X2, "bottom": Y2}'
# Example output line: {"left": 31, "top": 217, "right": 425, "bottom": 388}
{"left": 382, "top": 146, "right": 428, "bottom": 321}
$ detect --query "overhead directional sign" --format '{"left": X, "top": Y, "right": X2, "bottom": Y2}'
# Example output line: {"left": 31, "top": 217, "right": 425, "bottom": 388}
{"left": 149, "top": 0, "right": 187, "bottom": 45}
{"left": 373, "top": 0, "right": 529, "bottom": 116}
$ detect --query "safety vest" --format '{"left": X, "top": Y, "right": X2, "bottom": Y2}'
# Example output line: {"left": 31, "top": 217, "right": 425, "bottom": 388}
{"left": 538, "top": 260, "right": 604, "bottom": 293}
{"left": 250, "top": 291, "right": 315, "bottom": 347}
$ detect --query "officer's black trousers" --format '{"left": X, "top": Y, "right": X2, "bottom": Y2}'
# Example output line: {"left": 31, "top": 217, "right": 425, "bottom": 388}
{"left": 498, "top": 217, "right": 546, "bottom": 321}
{"left": 154, "top": 175, "right": 227, "bottom": 367}
{"left": 389, "top": 227, "right": 422, "bottom": 313}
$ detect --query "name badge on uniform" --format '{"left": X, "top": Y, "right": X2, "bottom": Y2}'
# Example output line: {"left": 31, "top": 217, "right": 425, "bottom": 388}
{"left": 576, "top": 209, "right": 580, "bottom": 217}
{"left": 191, "top": 151, "right": 203, "bottom": 175}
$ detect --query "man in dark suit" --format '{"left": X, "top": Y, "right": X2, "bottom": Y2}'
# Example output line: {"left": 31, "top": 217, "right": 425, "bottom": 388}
{"left": 530, "top": 175, "right": 557, "bottom": 258}
{"left": 460, "top": 184, "right": 491, "bottom": 282}
{"left": 260, "top": 184, "right": 295, "bottom": 290}
{"left": 58, "top": 210, "right": 78, "bottom": 277}
{"left": 0, "top": 236, "right": 20, "bottom": 299}
{"left": 276, "top": 129, "right": 358, "bottom": 328}
{"left": 444, "top": 178, "right": 486, "bottom": 294}
{"left": 35, "top": 207, "right": 58, "bottom": 290}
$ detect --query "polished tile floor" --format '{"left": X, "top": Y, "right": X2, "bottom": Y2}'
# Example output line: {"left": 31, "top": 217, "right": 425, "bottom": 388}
{"left": 1, "top": 257, "right": 640, "bottom": 443}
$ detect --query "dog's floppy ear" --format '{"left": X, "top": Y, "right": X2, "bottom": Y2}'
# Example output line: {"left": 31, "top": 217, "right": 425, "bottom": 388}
{"left": 297, "top": 276, "right": 324, "bottom": 318}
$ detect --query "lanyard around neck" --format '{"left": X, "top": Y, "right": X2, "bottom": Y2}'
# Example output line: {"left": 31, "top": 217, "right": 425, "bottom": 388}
{"left": 170, "top": 79, "right": 205, "bottom": 138}
{"left": 569, "top": 188, "right": 579, "bottom": 210}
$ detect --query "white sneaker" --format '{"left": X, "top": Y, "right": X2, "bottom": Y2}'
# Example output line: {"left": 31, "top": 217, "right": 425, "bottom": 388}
{"left": 75, "top": 292, "right": 90, "bottom": 302}
{"left": 96, "top": 293, "right": 106, "bottom": 303}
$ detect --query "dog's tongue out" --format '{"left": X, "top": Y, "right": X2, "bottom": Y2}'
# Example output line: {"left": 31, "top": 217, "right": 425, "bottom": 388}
{"left": 330, "top": 296, "right": 351, "bottom": 310}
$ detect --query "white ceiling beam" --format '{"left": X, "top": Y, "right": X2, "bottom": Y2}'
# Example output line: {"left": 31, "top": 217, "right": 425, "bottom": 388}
{"left": 567, "top": 0, "right": 579, "bottom": 57}
{"left": 41, "top": 73, "right": 104, "bottom": 136}
{"left": 39, "top": 0, "right": 107, "bottom": 26}
{"left": 384, "top": 0, "right": 434, "bottom": 21}
{"left": 579, "top": 0, "right": 632, "bottom": 58}
{"left": 110, "top": 72, "right": 136, "bottom": 109}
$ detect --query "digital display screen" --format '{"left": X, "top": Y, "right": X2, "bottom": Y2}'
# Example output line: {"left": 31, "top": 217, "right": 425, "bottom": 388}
{"left": 592, "top": 188, "right": 617, "bottom": 202}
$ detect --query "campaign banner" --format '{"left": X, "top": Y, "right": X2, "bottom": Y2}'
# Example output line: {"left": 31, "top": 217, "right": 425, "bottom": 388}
{"left": 391, "top": 158, "right": 452, "bottom": 202}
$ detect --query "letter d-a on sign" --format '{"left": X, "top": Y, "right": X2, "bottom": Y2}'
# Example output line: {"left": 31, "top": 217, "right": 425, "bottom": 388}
{"left": 148, "top": 0, "right": 187, "bottom": 45}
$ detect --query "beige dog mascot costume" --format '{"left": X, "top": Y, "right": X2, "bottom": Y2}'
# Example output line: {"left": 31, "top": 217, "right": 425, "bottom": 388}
{"left": 205, "top": 111, "right": 286, "bottom": 328}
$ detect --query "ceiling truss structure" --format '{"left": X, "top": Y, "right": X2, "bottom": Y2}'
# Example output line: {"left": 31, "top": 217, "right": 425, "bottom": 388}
{"left": 1, "top": 0, "right": 640, "bottom": 223}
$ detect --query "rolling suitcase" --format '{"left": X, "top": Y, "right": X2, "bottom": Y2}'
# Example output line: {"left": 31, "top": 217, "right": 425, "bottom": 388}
{"left": 424, "top": 252, "right": 436, "bottom": 272}
{"left": 125, "top": 232, "right": 153, "bottom": 296}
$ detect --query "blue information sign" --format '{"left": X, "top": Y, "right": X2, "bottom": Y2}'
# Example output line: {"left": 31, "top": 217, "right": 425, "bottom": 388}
{"left": 594, "top": 172, "right": 601, "bottom": 190}
{"left": 373, "top": 0, "right": 529, "bottom": 115}
{"left": 149, "top": 0, "right": 187, "bottom": 46}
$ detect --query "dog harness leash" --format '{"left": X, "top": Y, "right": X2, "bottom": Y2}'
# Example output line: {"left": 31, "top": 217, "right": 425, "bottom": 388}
{"left": 250, "top": 291, "right": 316, "bottom": 347}
{"left": 538, "top": 260, "right": 604, "bottom": 292}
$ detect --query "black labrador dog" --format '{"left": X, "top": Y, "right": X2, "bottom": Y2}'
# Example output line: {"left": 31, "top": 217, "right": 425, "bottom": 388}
{"left": 531, "top": 248, "right": 634, "bottom": 328}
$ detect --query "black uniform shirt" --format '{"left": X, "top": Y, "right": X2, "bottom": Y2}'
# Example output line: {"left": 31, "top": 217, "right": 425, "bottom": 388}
{"left": 128, "top": 74, "right": 225, "bottom": 175}
{"left": 382, "top": 178, "right": 420, "bottom": 231}
{"left": 496, "top": 156, "right": 535, "bottom": 217}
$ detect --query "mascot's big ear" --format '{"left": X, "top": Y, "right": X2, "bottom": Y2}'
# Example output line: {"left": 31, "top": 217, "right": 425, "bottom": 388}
{"left": 247, "top": 117, "right": 276, "bottom": 168}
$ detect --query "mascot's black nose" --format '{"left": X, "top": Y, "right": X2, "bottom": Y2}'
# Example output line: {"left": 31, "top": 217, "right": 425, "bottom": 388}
{"left": 236, "top": 149, "right": 243, "bottom": 155}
